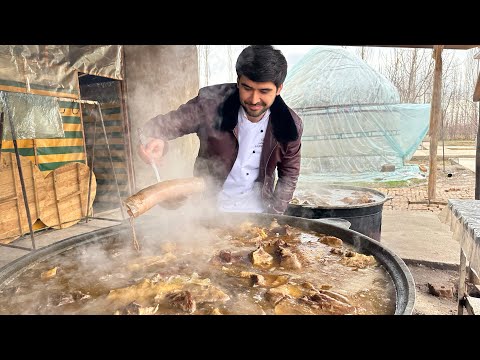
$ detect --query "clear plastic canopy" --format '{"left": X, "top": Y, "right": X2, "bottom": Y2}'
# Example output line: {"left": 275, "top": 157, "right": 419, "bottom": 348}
{"left": 0, "top": 45, "right": 123, "bottom": 99}
{"left": 282, "top": 46, "right": 430, "bottom": 182}
{"left": 0, "top": 45, "right": 123, "bottom": 139}
{"left": 0, "top": 91, "right": 64, "bottom": 139}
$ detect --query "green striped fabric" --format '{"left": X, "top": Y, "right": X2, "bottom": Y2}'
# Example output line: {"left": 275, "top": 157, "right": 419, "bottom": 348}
{"left": 39, "top": 160, "right": 86, "bottom": 172}
{"left": 1, "top": 148, "right": 35, "bottom": 156}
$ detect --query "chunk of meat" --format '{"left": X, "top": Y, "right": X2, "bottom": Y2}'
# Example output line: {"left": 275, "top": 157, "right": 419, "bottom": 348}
{"left": 221, "top": 267, "right": 289, "bottom": 288}
{"left": 210, "top": 308, "right": 223, "bottom": 315}
{"left": 113, "top": 301, "right": 159, "bottom": 315}
{"left": 41, "top": 267, "right": 58, "bottom": 280}
{"left": 340, "top": 252, "right": 377, "bottom": 268}
{"left": 265, "top": 284, "right": 307, "bottom": 305}
{"left": 330, "top": 248, "right": 344, "bottom": 255}
{"left": 127, "top": 253, "right": 177, "bottom": 272}
{"left": 299, "top": 291, "right": 356, "bottom": 314}
{"left": 266, "top": 281, "right": 356, "bottom": 315}
{"left": 250, "top": 274, "right": 267, "bottom": 287}
{"left": 165, "top": 290, "right": 196, "bottom": 313}
{"left": 210, "top": 250, "right": 248, "bottom": 266}
{"left": 251, "top": 247, "right": 274, "bottom": 268}
{"left": 278, "top": 247, "right": 302, "bottom": 270}
{"left": 320, "top": 236, "right": 343, "bottom": 248}
{"left": 274, "top": 296, "right": 316, "bottom": 315}
{"left": 107, "top": 273, "right": 229, "bottom": 308}
{"left": 218, "top": 250, "right": 232, "bottom": 263}
{"left": 49, "top": 290, "right": 91, "bottom": 307}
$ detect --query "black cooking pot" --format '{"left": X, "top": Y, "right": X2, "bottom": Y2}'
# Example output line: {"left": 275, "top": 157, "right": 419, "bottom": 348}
{"left": 0, "top": 212, "right": 415, "bottom": 315}
{"left": 286, "top": 185, "right": 391, "bottom": 241}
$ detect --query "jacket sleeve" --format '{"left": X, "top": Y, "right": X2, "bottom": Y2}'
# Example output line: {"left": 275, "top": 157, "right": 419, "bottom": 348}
{"left": 142, "top": 92, "right": 207, "bottom": 141}
{"left": 270, "top": 123, "right": 303, "bottom": 214}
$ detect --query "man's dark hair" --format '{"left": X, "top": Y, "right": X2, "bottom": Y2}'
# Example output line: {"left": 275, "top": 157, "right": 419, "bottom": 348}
{"left": 235, "top": 45, "right": 288, "bottom": 88}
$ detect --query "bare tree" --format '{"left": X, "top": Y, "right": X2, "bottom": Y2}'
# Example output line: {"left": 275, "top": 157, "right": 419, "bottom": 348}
{"left": 203, "top": 45, "right": 210, "bottom": 86}
{"left": 353, "top": 46, "right": 373, "bottom": 62}
{"left": 227, "top": 45, "right": 234, "bottom": 82}
{"left": 380, "top": 48, "right": 437, "bottom": 104}
{"left": 440, "top": 49, "right": 479, "bottom": 140}
{"left": 462, "top": 49, "right": 480, "bottom": 139}
{"left": 376, "top": 47, "right": 480, "bottom": 141}
{"left": 197, "top": 45, "right": 210, "bottom": 87}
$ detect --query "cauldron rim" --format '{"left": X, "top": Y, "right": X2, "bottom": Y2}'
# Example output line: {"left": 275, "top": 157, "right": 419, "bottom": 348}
{"left": 0, "top": 213, "right": 415, "bottom": 315}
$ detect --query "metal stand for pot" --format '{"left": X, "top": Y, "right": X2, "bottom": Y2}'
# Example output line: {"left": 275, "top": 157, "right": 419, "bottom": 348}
{"left": 75, "top": 99, "right": 126, "bottom": 224}
{"left": 0, "top": 109, "right": 37, "bottom": 251}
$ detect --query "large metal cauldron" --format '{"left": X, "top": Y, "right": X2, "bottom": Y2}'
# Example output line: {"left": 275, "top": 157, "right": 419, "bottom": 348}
{"left": 286, "top": 185, "right": 390, "bottom": 241}
{"left": 0, "top": 213, "right": 415, "bottom": 315}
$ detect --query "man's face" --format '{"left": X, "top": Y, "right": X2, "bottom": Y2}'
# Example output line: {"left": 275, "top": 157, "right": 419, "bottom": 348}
{"left": 237, "top": 75, "right": 283, "bottom": 122}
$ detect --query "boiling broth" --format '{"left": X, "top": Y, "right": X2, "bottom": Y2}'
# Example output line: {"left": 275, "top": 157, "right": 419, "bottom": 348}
{"left": 0, "top": 218, "right": 396, "bottom": 315}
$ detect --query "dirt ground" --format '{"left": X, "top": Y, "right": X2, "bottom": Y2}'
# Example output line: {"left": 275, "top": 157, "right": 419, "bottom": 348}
{"left": 407, "top": 263, "right": 459, "bottom": 315}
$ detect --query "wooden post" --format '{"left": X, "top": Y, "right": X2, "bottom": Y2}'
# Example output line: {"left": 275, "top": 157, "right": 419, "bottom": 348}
{"left": 10, "top": 153, "right": 24, "bottom": 235}
{"left": 32, "top": 139, "right": 38, "bottom": 166}
{"left": 472, "top": 71, "right": 479, "bottom": 200}
{"left": 119, "top": 47, "right": 135, "bottom": 196}
{"left": 428, "top": 45, "right": 444, "bottom": 201}
{"left": 476, "top": 103, "right": 480, "bottom": 200}
{"left": 51, "top": 171, "right": 63, "bottom": 229}
{"left": 74, "top": 71, "right": 89, "bottom": 167}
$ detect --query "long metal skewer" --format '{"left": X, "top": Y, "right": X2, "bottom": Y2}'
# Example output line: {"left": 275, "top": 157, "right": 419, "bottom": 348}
{"left": 138, "top": 128, "right": 161, "bottom": 183}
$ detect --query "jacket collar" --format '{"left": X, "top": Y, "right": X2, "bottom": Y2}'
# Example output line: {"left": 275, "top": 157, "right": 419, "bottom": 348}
{"left": 220, "top": 87, "right": 299, "bottom": 143}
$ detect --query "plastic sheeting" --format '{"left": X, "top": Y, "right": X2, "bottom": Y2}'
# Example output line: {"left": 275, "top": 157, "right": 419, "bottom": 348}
{"left": 69, "top": 46, "right": 123, "bottom": 81}
{"left": 0, "top": 91, "right": 64, "bottom": 139}
{"left": 0, "top": 45, "right": 123, "bottom": 99}
{"left": 282, "top": 46, "right": 430, "bottom": 180}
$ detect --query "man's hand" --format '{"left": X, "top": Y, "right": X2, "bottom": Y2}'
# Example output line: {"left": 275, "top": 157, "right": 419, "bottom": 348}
{"left": 138, "top": 138, "right": 166, "bottom": 165}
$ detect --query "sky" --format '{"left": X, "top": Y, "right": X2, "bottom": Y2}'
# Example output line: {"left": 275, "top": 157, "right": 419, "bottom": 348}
{"left": 199, "top": 45, "right": 378, "bottom": 87}
{"left": 277, "top": 45, "right": 471, "bottom": 70}
{"left": 275, "top": 45, "right": 318, "bottom": 69}
{"left": 198, "top": 45, "right": 473, "bottom": 88}
{"left": 199, "top": 45, "right": 320, "bottom": 87}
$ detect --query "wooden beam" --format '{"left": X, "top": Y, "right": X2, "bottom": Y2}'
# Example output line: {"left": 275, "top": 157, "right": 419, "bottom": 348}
{"left": 428, "top": 45, "right": 444, "bottom": 201}
{"left": 474, "top": 73, "right": 480, "bottom": 102}
{"left": 373, "top": 45, "right": 479, "bottom": 50}
{"left": 476, "top": 102, "right": 480, "bottom": 200}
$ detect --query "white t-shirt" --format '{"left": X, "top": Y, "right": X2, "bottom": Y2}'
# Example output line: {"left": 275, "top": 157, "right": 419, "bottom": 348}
{"left": 217, "top": 107, "right": 270, "bottom": 213}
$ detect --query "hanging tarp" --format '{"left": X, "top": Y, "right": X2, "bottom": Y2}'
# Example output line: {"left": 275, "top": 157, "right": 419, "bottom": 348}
{"left": 0, "top": 45, "right": 123, "bottom": 99}
{"left": 0, "top": 91, "right": 64, "bottom": 139}
{"left": 68, "top": 45, "right": 123, "bottom": 81}
{"left": 0, "top": 98, "right": 86, "bottom": 172}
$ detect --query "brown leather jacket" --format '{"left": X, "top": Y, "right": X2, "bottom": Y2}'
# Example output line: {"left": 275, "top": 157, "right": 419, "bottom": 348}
{"left": 143, "top": 83, "right": 303, "bottom": 214}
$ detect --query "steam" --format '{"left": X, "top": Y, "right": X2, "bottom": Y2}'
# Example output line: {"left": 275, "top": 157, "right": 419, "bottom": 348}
{"left": 122, "top": 45, "right": 200, "bottom": 190}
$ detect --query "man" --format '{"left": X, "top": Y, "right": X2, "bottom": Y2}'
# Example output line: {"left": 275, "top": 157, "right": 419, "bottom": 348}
{"left": 138, "top": 45, "right": 303, "bottom": 214}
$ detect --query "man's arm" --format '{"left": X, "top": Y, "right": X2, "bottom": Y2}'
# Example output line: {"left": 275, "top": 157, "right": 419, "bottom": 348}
{"left": 270, "top": 137, "right": 302, "bottom": 214}
{"left": 139, "top": 91, "right": 207, "bottom": 164}
{"left": 142, "top": 94, "right": 205, "bottom": 141}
